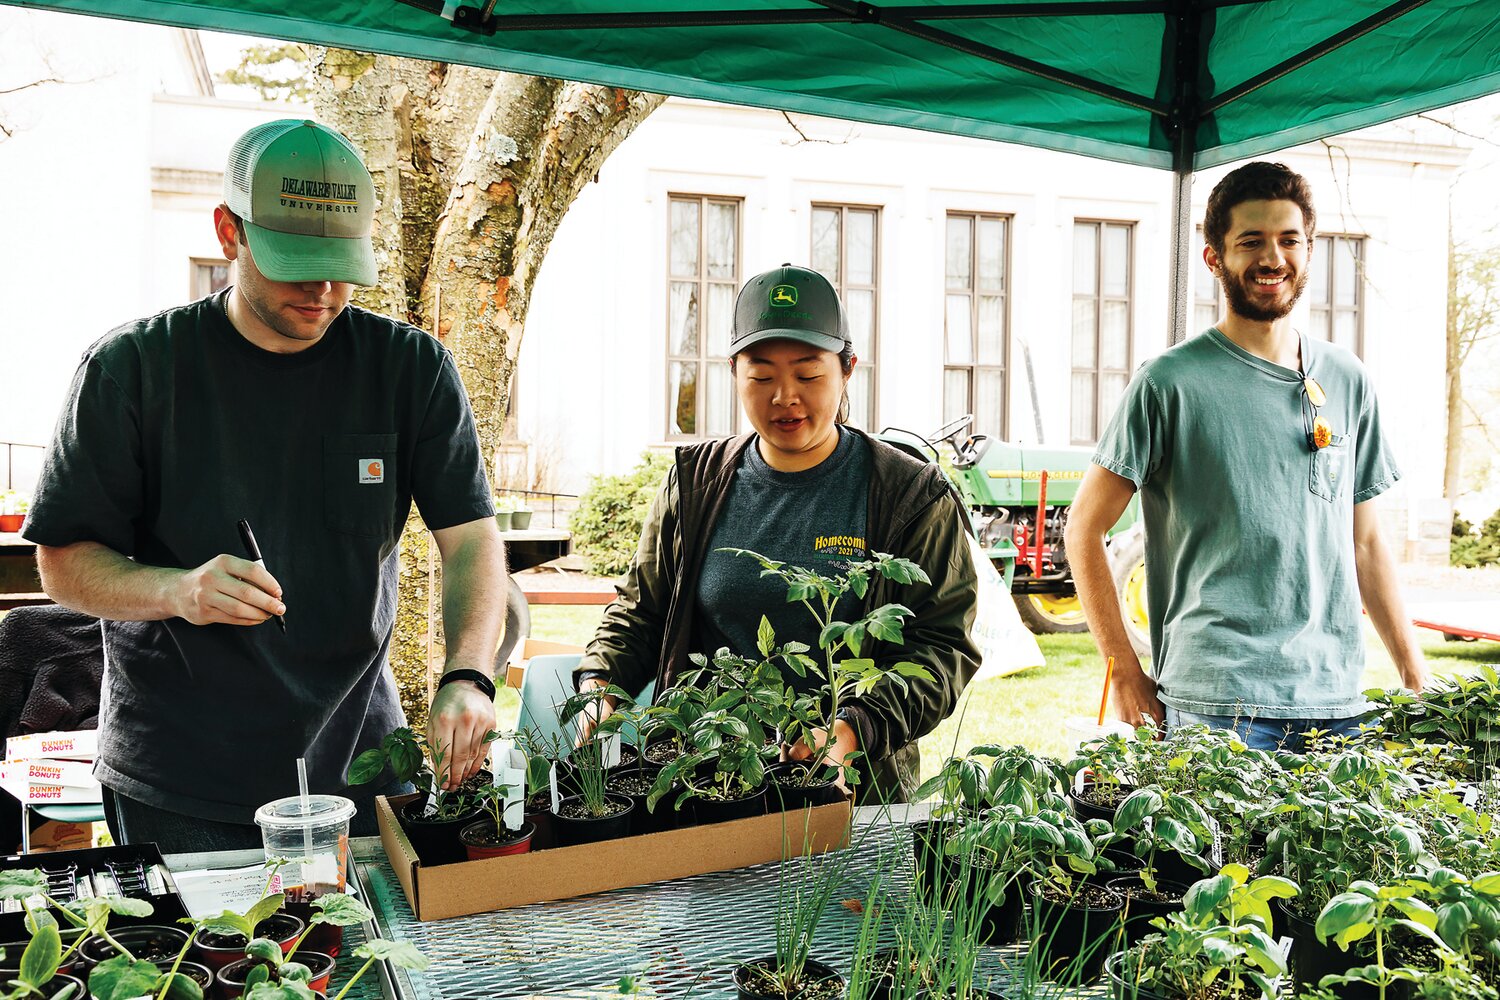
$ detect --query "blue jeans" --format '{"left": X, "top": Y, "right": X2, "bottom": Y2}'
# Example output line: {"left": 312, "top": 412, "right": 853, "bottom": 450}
{"left": 1164, "top": 707, "right": 1364, "bottom": 753}
{"left": 103, "top": 780, "right": 414, "bottom": 854}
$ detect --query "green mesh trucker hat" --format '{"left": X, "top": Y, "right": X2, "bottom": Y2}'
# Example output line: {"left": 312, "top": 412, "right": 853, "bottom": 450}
{"left": 224, "top": 120, "right": 378, "bottom": 286}
{"left": 730, "top": 264, "right": 851, "bottom": 356}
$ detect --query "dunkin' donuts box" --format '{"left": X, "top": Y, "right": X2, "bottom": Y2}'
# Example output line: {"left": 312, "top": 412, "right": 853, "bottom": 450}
{"left": 4, "top": 730, "right": 99, "bottom": 762}
{"left": 0, "top": 758, "right": 101, "bottom": 804}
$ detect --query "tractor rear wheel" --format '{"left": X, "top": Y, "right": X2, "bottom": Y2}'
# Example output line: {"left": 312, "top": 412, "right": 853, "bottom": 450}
{"left": 1013, "top": 591, "right": 1090, "bottom": 634}
{"left": 1108, "top": 527, "right": 1151, "bottom": 659}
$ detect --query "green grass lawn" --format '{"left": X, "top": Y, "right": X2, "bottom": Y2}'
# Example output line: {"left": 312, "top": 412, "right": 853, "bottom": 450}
{"left": 514, "top": 604, "right": 1500, "bottom": 779}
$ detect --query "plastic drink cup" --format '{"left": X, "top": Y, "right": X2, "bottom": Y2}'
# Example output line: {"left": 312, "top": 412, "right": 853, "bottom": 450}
{"left": 255, "top": 795, "right": 356, "bottom": 954}
{"left": 1062, "top": 715, "right": 1136, "bottom": 753}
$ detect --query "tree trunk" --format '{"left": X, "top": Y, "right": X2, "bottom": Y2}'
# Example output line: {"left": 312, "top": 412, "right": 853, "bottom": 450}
{"left": 309, "top": 53, "right": 662, "bottom": 729}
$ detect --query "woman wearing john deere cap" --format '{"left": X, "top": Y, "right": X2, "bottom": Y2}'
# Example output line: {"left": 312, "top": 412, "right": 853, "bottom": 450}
{"left": 573, "top": 264, "right": 980, "bottom": 802}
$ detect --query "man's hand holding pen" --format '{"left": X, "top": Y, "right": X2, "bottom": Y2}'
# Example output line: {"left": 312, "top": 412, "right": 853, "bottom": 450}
{"left": 171, "top": 553, "right": 285, "bottom": 627}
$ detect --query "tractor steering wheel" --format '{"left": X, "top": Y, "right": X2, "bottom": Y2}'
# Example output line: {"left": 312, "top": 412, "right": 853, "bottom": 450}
{"left": 928, "top": 413, "right": 974, "bottom": 446}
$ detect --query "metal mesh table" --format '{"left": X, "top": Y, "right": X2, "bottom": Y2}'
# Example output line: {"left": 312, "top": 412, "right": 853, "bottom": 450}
{"left": 351, "top": 818, "right": 1109, "bottom": 1000}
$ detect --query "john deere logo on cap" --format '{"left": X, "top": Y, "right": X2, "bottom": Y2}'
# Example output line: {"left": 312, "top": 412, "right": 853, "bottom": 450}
{"left": 770, "top": 285, "right": 798, "bottom": 307}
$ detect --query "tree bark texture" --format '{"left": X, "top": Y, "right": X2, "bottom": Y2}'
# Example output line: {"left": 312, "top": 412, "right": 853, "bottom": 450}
{"left": 309, "top": 51, "right": 661, "bottom": 729}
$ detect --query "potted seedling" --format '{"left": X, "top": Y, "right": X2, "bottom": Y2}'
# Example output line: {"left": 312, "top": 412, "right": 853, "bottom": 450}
{"left": 217, "top": 892, "right": 373, "bottom": 1000}
{"left": 646, "top": 681, "right": 776, "bottom": 825}
{"left": 1066, "top": 731, "right": 1138, "bottom": 824}
{"left": 554, "top": 684, "right": 637, "bottom": 845}
{"left": 191, "top": 895, "right": 301, "bottom": 974}
{"left": 459, "top": 781, "right": 535, "bottom": 859}
{"left": 1025, "top": 853, "right": 1124, "bottom": 985}
{"left": 723, "top": 549, "right": 936, "bottom": 803}
{"left": 514, "top": 726, "right": 568, "bottom": 849}
{"left": 1095, "top": 786, "right": 1218, "bottom": 943}
{"left": 0, "top": 869, "right": 99, "bottom": 1000}
{"left": 1105, "top": 865, "right": 1298, "bottom": 1000}
{"left": 348, "top": 726, "right": 500, "bottom": 865}
{"left": 241, "top": 938, "right": 427, "bottom": 1000}
{"left": 733, "top": 850, "right": 848, "bottom": 1000}
{"left": 1311, "top": 879, "right": 1453, "bottom": 1000}
{"left": 0, "top": 493, "right": 28, "bottom": 533}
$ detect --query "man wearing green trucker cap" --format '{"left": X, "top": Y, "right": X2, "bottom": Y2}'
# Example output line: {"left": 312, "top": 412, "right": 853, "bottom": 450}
{"left": 574, "top": 263, "right": 981, "bottom": 802}
{"left": 24, "top": 119, "right": 508, "bottom": 852}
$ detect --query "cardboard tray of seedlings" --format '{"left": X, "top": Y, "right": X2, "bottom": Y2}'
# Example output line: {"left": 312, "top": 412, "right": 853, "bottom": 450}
{"left": 0, "top": 843, "right": 191, "bottom": 937}
{"left": 376, "top": 792, "right": 853, "bottom": 921}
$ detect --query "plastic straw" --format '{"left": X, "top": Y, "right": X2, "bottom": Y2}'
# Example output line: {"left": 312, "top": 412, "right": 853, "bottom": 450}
{"left": 296, "top": 757, "right": 313, "bottom": 863}
{"left": 1097, "top": 656, "right": 1115, "bottom": 726}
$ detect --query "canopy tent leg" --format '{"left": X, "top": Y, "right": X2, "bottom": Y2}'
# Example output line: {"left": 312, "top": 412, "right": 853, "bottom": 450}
{"left": 1168, "top": 164, "right": 1193, "bottom": 346}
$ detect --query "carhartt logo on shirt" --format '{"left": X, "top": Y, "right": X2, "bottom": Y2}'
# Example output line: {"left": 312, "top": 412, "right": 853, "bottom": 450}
{"left": 359, "top": 459, "right": 384, "bottom": 484}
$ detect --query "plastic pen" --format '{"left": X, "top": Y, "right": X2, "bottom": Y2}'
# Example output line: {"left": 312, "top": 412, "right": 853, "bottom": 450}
{"left": 237, "top": 518, "right": 288, "bottom": 633}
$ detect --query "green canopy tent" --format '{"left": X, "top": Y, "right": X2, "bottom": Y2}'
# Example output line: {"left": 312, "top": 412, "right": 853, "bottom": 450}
{"left": 7, "top": 0, "right": 1500, "bottom": 338}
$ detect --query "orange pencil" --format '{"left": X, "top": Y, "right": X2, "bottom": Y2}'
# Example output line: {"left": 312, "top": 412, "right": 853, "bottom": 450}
{"left": 1098, "top": 656, "right": 1115, "bottom": 725}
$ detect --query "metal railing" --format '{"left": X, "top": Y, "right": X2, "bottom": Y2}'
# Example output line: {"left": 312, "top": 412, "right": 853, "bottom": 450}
{"left": 496, "top": 488, "right": 580, "bottom": 531}
{"left": 0, "top": 441, "right": 44, "bottom": 492}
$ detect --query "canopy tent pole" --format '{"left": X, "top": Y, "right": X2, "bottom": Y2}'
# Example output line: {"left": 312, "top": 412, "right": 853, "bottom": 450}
{"left": 1168, "top": 161, "right": 1193, "bottom": 346}
{"left": 1165, "top": 0, "right": 1204, "bottom": 346}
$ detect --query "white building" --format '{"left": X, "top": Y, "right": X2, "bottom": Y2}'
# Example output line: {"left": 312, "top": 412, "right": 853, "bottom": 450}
{"left": 517, "top": 99, "right": 1466, "bottom": 563}
{"left": 0, "top": 11, "right": 1469, "bottom": 562}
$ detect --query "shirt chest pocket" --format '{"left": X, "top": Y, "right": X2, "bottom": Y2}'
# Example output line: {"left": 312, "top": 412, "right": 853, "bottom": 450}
{"left": 1310, "top": 432, "right": 1349, "bottom": 502}
{"left": 324, "top": 433, "right": 398, "bottom": 536}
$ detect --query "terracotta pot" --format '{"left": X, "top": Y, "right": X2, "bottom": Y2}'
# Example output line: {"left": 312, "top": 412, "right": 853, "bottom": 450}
{"left": 192, "top": 914, "right": 304, "bottom": 972}
{"left": 459, "top": 818, "right": 535, "bottom": 859}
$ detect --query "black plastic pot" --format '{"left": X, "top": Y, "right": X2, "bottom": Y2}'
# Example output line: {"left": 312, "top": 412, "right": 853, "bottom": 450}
{"left": 1067, "top": 781, "right": 1136, "bottom": 824}
{"left": 766, "top": 763, "right": 844, "bottom": 812}
{"left": 37, "top": 973, "right": 87, "bottom": 1000}
{"left": 153, "top": 959, "right": 214, "bottom": 994}
{"left": 606, "top": 771, "right": 678, "bottom": 835}
{"left": 1273, "top": 898, "right": 1401, "bottom": 1000}
{"left": 978, "top": 877, "right": 1029, "bottom": 946}
{"left": 398, "top": 798, "right": 484, "bottom": 866}
{"left": 690, "top": 784, "right": 768, "bottom": 825}
{"left": 1027, "top": 882, "right": 1125, "bottom": 986}
{"left": 1106, "top": 877, "right": 1189, "bottom": 947}
{"left": 1, "top": 929, "right": 87, "bottom": 977}
{"left": 80, "top": 925, "right": 192, "bottom": 968}
{"left": 553, "top": 792, "right": 635, "bottom": 846}
{"left": 525, "top": 793, "right": 556, "bottom": 851}
{"left": 733, "top": 957, "right": 845, "bottom": 1000}
{"left": 911, "top": 818, "right": 963, "bottom": 894}
{"left": 1103, "top": 950, "right": 1172, "bottom": 1000}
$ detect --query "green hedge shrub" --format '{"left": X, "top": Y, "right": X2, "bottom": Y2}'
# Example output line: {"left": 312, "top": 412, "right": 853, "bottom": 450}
{"left": 571, "top": 450, "right": 676, "bottom": 576}
{"left": 1451, "top": 509, "right": 1500, "bottom": 568}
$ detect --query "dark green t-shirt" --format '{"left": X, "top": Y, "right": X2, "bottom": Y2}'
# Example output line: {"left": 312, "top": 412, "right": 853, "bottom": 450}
{"left": 695, "top": 426, "right": 871, "bottom": 660}
{"left": 23, "top": 291, "right": 494, "bottom": 822}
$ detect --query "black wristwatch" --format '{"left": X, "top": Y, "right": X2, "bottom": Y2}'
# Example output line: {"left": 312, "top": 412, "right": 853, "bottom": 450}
{"left": 437, "top": 668, "right": 497, "bottom": 702}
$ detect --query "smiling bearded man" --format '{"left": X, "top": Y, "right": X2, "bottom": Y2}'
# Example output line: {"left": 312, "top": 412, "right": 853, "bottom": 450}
{"left": 1064, "top": 161, "right": 1428, "bottom": 753}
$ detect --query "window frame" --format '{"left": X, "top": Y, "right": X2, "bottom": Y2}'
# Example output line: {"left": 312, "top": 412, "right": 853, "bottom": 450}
{"left": 190, "top": 257, "right": 231, "bottom": 300}
{"left": 810, "top": 202, "right": 881, "bottom": 429}
{"left": 1311, "top": 233, "right": 1366, "bottom": 358}
{"left": 943, "top": 211, "right": 1013, "bottom": 439}
{"left": 664, "top": 193, "right": 744, "bottom": 441}
{"left": 1071, "top": 219, "right": 1136, "bottom": 446}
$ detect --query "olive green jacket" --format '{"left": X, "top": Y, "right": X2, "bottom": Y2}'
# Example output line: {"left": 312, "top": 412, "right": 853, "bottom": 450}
{"left": 573, "top": 429, "right": 981, "bottom": 802}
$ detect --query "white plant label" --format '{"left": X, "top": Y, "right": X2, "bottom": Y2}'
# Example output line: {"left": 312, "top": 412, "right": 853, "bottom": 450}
{"left": 549, "top": 761, "right": 562, "bottom": 813}
{"left": 603, "top": 733, "right": 622, "bottom": 769}
{"left": 497, "top": 740, "right": 526, "bottom": 830}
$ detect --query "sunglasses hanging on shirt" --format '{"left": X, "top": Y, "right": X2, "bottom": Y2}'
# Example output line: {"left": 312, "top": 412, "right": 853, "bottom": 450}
{"left": 1301, "top": 375, "right": 1332, "bottom": 451}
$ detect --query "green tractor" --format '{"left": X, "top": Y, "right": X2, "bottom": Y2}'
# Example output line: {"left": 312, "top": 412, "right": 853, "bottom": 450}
{"left": 880, "top": 415, "right": 1151, "bottom": 657}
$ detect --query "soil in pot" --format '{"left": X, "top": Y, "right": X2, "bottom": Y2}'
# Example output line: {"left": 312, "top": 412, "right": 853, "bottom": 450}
{"left": 282, "top": 884, "right": 345, "bottom": 958}
{"left": 216, "top": 952, "right": 335, "bottom": 1000}
{"left": 398, "top": 798, "right": 484, "bottom": 866}
{"left": 1068, "top": 781, "right": 1136, "bottom": 824}
{"left": 1106, "top": 877, "right": 1190, "bottom": 947}
{"left": 733, "top": 957, "right": 846, "bottom": 1000}
{"left": 866, "top": 948, "right": 936, "bottom": 1000}
{"left": 81, "top": 925, "right": 192, "bottom": 967}
{"left": 459, "top": 818, "right": 535, "bottom": 860}
{"left": 766, "top": 763, "right": 844, "bottom": 812}
{"left": 641, "top": 738, "right": 683, "bottom": 768}
{"left": 193, "top": 913, "right": 304, "bottom": 972}
{"left": 690, "top": 783, "right": 768, "bottom": 825}
{"left": 606, "top": 771, "right": 678, "bottom": 835}
{"left": 553, "top": 793, "right": 635, "bottom": 846}
{"left": 1028, "top": 881, "right": 1125, "bottom": 986}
